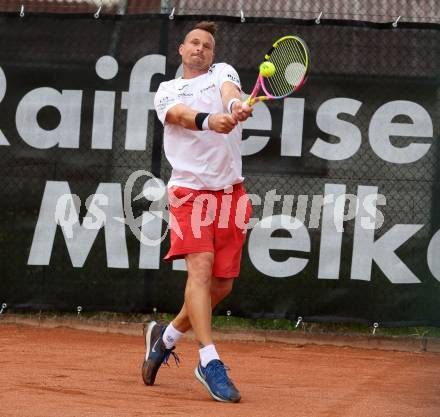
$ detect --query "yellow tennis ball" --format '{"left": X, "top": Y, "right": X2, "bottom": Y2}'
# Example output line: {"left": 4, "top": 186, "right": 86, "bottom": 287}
{"left": 259, "top": 61, "right": 276, "bottom": 77}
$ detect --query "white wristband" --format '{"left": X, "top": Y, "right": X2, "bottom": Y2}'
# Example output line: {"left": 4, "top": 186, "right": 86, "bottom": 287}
{"left": 227, "top": 98, "right": 240, "bottom": 114}
{"left": 202, "top": 114, "right": 211, "bottom": 130}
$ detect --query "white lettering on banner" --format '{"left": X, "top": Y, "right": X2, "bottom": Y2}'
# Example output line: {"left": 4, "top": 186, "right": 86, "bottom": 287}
{"left": 241, "top": 99, "right": 272, "bottom": 156}
{"left": 248, "top": 214, "right": 311, "bottom": 278}
{"left": 246, "top": 193, "right": 263, "bottom": 229}
{"left": 54, "top": 193, "right": 81, "bottom": 239}
{"left": 261, "top": 189, "right": 282, "bottom": 224}
{"left": 0, "top": 57, "right": 435, "bottom": 160}
{"left": 351, "top": 186, "right": 422, "bottom": 283}
{"left": 0, "top": 66, "right": 9, "bottom": 145}
{"left": 138, "top": 211, "right": 163, "bottom": 269}
{"left": 96, "top": 55, "right": 119, "bottom": 81}
{"left": 16, "top": 88, "right": 82, "bottom": 149}
{"left": 281, "top": 98, "right": 304, "bottom": 156}
{"left": 281, "top": 194, "right": 308, "bottom": 226}
{"left": 121, "top": 54, "right": 166, "bottom": 150}
{"left": 309, "top": 194, "right": 332, "bottom": 229}
{"left": 92, "top": 56, "right": 119, "bottom": 149}
{"left": 317, "top": 184, "right": 347, "bottom": 280}
{"left": 28, "top": 181, "right": 129, "bottom": 268}
{"left": 362, "top": 193, "right": 386, "bottom": 230}
{"left": 427, "top": 230, "right": 440, "bottom": 281}
{"left": 0, "top": 52, "right": 434, "bottom": 284}
{"left": 173, "top": 258, "right": 187, "bottom": 271}
{"left": 369, "top": 101, "right": 433, "bottom": 164}
{"left": 310, "top": 98, "right": 363, "bottom": 160}
{"left": 83, "top": 193, "right": 109, "bottom": 230}
{"left": 92, "top": 91, "right": 116, "bottom": 149}
{"left": 137, "top": 177, "right": 167, "bottom": 269}
{"left": 27, "top": 180, "right": 440, "bottom": 282}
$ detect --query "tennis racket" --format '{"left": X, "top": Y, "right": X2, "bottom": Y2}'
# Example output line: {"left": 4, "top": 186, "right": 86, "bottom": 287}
{"left": 246, "top": 35, "right": 310, "bottom": 106}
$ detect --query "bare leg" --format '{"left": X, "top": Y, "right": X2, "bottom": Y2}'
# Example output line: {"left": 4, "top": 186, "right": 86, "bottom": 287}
{"left": 172, "top": 276, "right": 234, "bottom": 333}
{"left": 172, "top": 252, "right": 234, "bottom": 345}
{"left": 183, "top": 252, "right": 213, "bottom": 346}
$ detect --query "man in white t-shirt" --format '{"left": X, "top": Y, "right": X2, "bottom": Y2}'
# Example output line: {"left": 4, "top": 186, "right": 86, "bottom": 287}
{"left": 142, "top": 21, "right": 253, "bottom": 403}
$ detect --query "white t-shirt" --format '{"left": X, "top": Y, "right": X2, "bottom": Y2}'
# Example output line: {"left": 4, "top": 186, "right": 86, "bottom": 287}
{"left": 154, "top": 63, "right": 244, "bottom": 190}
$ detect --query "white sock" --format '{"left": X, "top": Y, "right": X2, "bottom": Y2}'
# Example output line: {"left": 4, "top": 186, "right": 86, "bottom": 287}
{"left": 199, "top": 344, "right": 220, "bottom": 368}
{"left": 162, "top": 323, "right": 184, "bottom": 349}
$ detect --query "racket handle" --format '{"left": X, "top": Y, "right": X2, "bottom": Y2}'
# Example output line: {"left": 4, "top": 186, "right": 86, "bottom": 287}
{"left": 245, "top": 96, "right": 268, "bottom": 107}
{"left": 246, "top": 97, "right": 255, "bottom": 106}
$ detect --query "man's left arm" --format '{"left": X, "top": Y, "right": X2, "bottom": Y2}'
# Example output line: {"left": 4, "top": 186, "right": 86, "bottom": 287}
{"left": 220, "top": 81, "right": 253, "bottom": 122}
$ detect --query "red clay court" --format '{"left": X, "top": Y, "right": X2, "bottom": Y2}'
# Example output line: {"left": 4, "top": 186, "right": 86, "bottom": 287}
{"left": 1, "top": 323, "right": 440, "bottom": 417}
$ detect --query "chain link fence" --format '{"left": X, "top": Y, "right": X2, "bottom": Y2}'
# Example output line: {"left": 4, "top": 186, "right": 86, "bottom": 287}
{"left": 0, "top": 11, "right": 439, "bottom": 324}
{"left": 0, "top": 0, "right": 439, "bottom": 23}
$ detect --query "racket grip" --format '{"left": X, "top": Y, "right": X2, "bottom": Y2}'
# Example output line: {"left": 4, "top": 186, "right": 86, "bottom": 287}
{"left": 246, "top": 97, "right": 256, "bottom": 106}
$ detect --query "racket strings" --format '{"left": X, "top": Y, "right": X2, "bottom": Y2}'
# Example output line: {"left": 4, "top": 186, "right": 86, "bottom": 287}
{"left": 274, "top": 40, "right": 306, "bottom": 88}
{"left": 267, "top": 48, "right": 292, "bottom": 96}
{"left": 264, "top": 38, "right": 307, "bottom": 98}
{"left": 288, "top": 40, "right": 307, "bottom": 85}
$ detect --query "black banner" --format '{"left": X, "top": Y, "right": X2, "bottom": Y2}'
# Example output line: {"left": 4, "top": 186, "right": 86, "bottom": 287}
{"left": 0, "top": 13, "right": 439, "bottom": 326}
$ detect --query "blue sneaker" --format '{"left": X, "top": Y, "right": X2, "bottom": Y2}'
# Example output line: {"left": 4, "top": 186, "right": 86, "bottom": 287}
{"left": 141, "top": 321, "right": 180, "bottom": 386}
{"left": 195, "top": 359, "right": 241, "bottom": 403}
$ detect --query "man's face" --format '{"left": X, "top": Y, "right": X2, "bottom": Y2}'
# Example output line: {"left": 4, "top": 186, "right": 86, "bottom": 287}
{"left": 179, "top": 29, "right": 215, "bottom": 72}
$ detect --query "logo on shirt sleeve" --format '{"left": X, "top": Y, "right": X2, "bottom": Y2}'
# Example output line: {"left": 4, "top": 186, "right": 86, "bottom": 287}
{"left": 227, "top": 73, "right": 240, "bottom": 85}
{"left": 157, "top": 96, "right": 175, "bottom": 111}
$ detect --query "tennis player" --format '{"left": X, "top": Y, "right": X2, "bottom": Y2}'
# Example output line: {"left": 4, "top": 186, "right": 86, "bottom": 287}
{"left": 143, "top": 21, "right": 252, "bottom": 403}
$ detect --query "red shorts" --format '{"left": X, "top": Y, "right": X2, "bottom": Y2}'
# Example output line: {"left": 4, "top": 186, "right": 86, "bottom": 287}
{"left": 164, "top": 182, "right": 252, "bottom": 278}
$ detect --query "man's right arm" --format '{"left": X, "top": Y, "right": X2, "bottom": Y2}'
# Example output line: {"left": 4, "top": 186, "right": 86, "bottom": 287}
{"left": 166, "top": 104, "right": 238, "bottom": 134}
